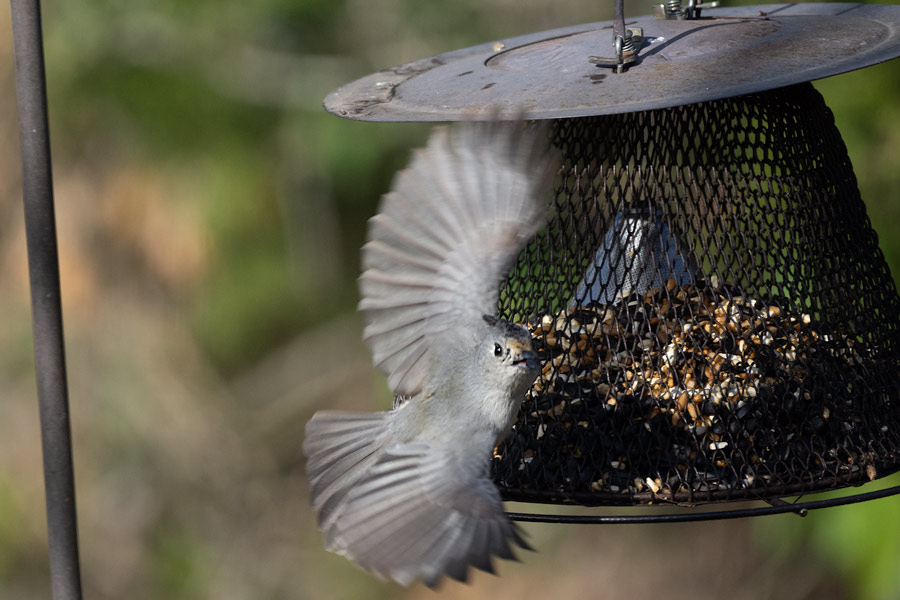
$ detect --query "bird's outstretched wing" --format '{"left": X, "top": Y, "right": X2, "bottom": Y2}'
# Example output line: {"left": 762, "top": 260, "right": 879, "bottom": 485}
{"left": 359, "top": 120, "right": 559, "bottom": 396}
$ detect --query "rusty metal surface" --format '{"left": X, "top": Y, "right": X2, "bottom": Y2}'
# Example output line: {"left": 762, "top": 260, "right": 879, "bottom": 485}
{"left": 324, "top": 3, "right": 900, "bottom": 121}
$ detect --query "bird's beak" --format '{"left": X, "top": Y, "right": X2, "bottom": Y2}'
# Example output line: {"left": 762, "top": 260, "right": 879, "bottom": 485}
{"left": 513, "top": 349, "right": 540, "bottom": 371}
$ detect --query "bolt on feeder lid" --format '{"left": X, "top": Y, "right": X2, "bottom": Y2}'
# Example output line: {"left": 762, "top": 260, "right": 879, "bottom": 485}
{"left": 326, "top": 3, "right": 900, "bottom": 519}
{"left": 325, "top": 2, "right": 900, "bottom": 121}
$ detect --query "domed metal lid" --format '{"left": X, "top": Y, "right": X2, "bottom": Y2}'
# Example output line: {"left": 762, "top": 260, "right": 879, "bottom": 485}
{"left": 324, "top": 2, "right": 900, "bottom": 121}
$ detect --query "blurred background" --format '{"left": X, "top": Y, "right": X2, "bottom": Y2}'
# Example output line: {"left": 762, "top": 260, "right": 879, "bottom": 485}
{"left": 1, "top": 0, "right": 899, "bottom": 598}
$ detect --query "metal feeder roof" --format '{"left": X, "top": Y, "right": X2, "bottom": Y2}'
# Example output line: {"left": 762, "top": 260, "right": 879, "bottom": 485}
{"left": 325, "top": 2, "right": 900, "bottom": 121}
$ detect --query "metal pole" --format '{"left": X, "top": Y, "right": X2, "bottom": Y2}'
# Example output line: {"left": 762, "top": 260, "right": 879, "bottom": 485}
{"left": 9, "top": 1, "right": 83, "bottom": 599}
{"left": 613, "top": 0, "right": 626, "bottom": 41}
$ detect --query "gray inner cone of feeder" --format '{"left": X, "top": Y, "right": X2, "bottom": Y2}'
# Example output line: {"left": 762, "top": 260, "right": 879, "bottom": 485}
{"left": 572, "top": 210, "right": 699, "bottom": 306}
{"left": 324, "top": 2, "right": 900, "bottom": 121}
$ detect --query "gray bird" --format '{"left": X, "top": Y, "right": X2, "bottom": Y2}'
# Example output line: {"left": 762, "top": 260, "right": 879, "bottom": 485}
{"left": 303, "top": 119, "right": 559, "bottom": 587}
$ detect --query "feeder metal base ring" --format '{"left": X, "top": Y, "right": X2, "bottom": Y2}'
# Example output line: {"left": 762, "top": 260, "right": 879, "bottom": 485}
{"left": 506, "top": 480, "right": 900, "bottom": 524}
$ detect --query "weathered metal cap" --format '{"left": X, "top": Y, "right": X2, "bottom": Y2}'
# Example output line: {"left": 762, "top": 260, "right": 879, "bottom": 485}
{"left": 324, "top": 2, "right": 900, "bottom": 121}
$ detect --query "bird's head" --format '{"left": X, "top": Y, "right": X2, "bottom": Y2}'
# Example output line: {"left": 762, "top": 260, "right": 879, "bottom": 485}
{"left": 480, "top": 314, "right": 541, "bottom": 393}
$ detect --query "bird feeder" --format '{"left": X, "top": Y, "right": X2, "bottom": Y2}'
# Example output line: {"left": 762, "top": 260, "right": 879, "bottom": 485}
{"left": 325, "top": 2, "right": 900, "bottom": 521}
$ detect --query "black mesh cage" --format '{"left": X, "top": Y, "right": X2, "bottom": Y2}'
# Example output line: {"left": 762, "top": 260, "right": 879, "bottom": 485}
{"left": 493, "top": 82, "right": 900, "bottom": 506}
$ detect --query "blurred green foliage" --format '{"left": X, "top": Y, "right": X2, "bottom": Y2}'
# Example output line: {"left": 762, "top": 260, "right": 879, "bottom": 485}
{"left": 41, "top": 0, "right": 440, "bottom": 371}
{"left": 754, "top": 477, "right": 900, "bottom": 600}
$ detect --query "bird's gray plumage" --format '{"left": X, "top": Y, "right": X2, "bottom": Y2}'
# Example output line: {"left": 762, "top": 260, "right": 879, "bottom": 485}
{"left": 303, "top": 119, "right": 560, "bottom": 587}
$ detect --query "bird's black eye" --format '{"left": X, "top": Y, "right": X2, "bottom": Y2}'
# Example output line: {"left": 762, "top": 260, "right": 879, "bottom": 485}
{"left": 493, "top": 343, "right": 503, "bottom": 357}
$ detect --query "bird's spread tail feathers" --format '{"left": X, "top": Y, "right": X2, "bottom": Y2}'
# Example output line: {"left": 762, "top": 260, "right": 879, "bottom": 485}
{"left": 303, "top": 410, "right": 530, "bottom": 587}
{"left": 304, "top": 411, "right": 393, "bottom": 532}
